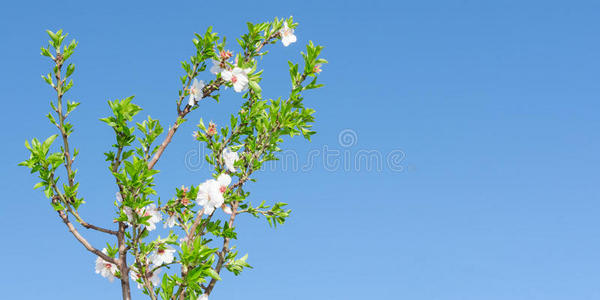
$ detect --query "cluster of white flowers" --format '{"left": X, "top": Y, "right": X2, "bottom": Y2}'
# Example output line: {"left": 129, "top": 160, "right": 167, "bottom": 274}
{"left": 196, "top": 173, "right": 232, "bottom": 215}
{"left": 187, "top": 78, "right": 206, "bottom": 106}
{"left": 99, "top": 22, "right": 297, "bottom": 288}
{"left": 194, "top": 147, "right": 240, "bottom": 215}
{"left": 208, "top": 21, "right": 296, "bottom": 95}
{"left": 211, "top": 49, "right": 250, "bottom": 93}
{"left": 94, "top": 248, "right": 118, "bottom": 282}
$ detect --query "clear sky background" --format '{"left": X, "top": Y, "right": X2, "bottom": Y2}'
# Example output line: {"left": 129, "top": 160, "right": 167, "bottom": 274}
{"left": 1, "top": 0, "right": 599, "bottom": 299}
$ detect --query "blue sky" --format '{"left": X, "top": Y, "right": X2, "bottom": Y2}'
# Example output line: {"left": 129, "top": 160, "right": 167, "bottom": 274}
{"left": 1, "top": 0, "right": 599, "bottom": 299}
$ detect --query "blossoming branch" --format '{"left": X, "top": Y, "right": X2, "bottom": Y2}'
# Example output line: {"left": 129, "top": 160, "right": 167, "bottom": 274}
{"left": 20, "top": 17, "right": 326, "bottom": 300}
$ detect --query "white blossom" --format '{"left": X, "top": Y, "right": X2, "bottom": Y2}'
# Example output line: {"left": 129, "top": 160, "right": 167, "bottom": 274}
{"left": 130, "top": 267, "right": 161, "bottom": 289}
{"left": 222, "top": 148, "right": 239, "bottom": 173}
{"left": 164, "top": 214, "right": 176, "bottom": 228}
{"left": 279, "top": 22, "right": 297, "bottom": 47}
{"left": 222, "top": 204, "right": 232, "bottom": 215}
{"left": 196, "top": 174, "right": 231, "bottom": 214}
{"left": 122, "top": 204, "right": 161, "bottom": 230}
{"left": 149, "top": 245, "right": 176, "bottom": 266}
{"left": 196, "top": 179, "right": 220, "bottom": 215}
{"left": 199, "top": 294, "right": 209, "bottom": 300}
{"left": 187, "top": 78, "right": 205, "bottom": 106}
{"left": 141, "top": 204, "right": 162, "bottom": 231}
{"left": 129, "top": 268, "right": 145, "bottom": 289}
{"left": 123, "top": 206, "right": 134, "bottom": 224}
{"left": 116, "top": 192, "right": 123, "bottom": 203}
{"left": 210, "top": 59, "right": 223, "bottom": 75}
{"left": 94, "top": 248, "right": 117, "bottom": 282}
{"left": 216, "top": 173, "right": 231, "bottom": 191}
{"left": 221, "top": 67, "right": 251, "bottom": 93}
{"left": 148, "top": 269, "right": 161, "bottom": 286}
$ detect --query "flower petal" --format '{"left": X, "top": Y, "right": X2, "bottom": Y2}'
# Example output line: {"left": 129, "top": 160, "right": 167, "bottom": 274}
{"left": 221, "top": 69, "right": 233, "bottom": 81}
{"left": 217, "top": 173, "right": 232, "bottom": 186}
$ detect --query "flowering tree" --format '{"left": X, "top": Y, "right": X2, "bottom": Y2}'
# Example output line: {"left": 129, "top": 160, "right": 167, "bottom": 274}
{"left": 20, "top": 17, "right": 326, "bottom": 300}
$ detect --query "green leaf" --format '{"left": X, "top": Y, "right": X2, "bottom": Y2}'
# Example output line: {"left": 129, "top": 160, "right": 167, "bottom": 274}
{"left": 248, "top": 81, "right": 261, "bottom": 93}
{"left": 42, "top": 134, "right": 58, "bottom": 151}
{"left": 66, "top": 64, "right": 75, "bottom": 77}
{"left": 66, "top": 101, "right": 80, "bottom": 115}
{"left": 42, "top": 74, "right": 53, "bottom": 86}
{"left": 46, "top": 30, "right": 58, "bottom": 43}
{"left": 40, "top": 47, "right": 52, "bottom": 57}
{"left": 206, "top": 268, "right": 221, "bottom": 281}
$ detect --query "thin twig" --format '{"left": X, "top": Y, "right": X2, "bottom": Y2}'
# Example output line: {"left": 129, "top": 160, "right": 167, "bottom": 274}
{"left": 66, "top": 206, "right": 118, "bottom": 235}
{"left": 56, "top": 209, "right": 119, "bottom": 266}
{"left": 204, "top": 202, "right": 239, "bottom": 294}
{"left": 148, "top": 79, "right": 224, "bottom": 170}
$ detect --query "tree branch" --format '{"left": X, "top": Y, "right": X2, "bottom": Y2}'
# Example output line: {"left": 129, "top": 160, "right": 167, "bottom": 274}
{"left": 66, "top": 206, "right": 118, "bottom": 235}
{"left": 205, "top": 202, "right": 239, "bottom": 295}
{"left": 185, "top": 208, "right": 206, "bottom": 247}
{"left": 117, "top": 222, "right": 132, "bottom": 300}
{"left": 148, "top": 30, "right": 280, "bottom": 172}
{"left": 147, "top": 79, "right": 224, "bottom": 170}
{"left": 56, "top": 209, "right": 119, "bottom": 266}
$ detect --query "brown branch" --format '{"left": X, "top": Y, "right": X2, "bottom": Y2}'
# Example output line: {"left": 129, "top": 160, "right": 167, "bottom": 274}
{"left": 245, "top": 31, "right": 279, "bottom": 63}
{"left": 147, "top": 79, "right": 224, "bottom": 170}
{"left": 56, "top": 209, "right": 119, "bottom": 266}
{"left": 79, "top": 221, "right": 118, "bottom": 235}
{"left": 203, "top": 113, "right": 283, "bottom": 295}
{"left": 143, "top": 279, "right": 158, "bottom": 300}
{"left": 66, "top": 206, "right": 118, "bottom": 235}
{"left": 51, "top": 50, "right": 124, "bottom": 269}
{"left": 185, "top": 208, "right": 206, "bottom": 247}
{"left": 205, "top": 202, "right": 239, "bottom": 295}
{"left": 149, "top": 30, "right": 280, "bottom": 172}
{"left": 147, "top": 113, "right": 185, "bottom": 170}
{"left": 53, "top": 55, "right": 76, "bottom": 189}
{"left": 175, "top": 285, "right": 184, "bottom": 300}
{"left": 117, "top": 222, "right": 132, "bottom": 300}
{"left": 131, "top": 226, "right": 156, "bottom": 299}
{"left": 159, "top": 30, "right": 282, "bottom": 299}
{"left": 50, "top": 178, "right": 119, "bottom": 265}
{"left": 173, "top": 208, "right": 210, "bottom": 300}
